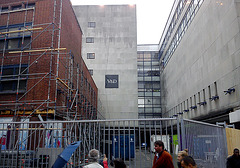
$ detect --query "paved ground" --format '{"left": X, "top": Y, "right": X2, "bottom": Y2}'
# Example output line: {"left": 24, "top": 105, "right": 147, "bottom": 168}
{"left": 109, "top": 149, "right": 178, "bottom": 168}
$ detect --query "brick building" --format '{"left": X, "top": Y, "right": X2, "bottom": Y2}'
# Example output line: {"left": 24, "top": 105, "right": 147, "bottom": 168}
{"left": 0, "top": 0, "right": 98, "bottom": 122}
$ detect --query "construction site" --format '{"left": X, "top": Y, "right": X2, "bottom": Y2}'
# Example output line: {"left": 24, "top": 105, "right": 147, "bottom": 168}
{"left": 0, "top": 0, "right": 240, "bottom": 168}
{"left": 0, "top": 0, "right": 100, "bottom": 166}
{"left": 0, "top": 0, "right": 98, "bottom": 122}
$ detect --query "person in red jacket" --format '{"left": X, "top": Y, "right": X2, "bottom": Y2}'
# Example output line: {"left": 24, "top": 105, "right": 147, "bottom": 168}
{"left": 102, "top": 154, "right": 109, "bottom": 168}
{"left": 152, "top": 140, "right": 174, "bottom": 168}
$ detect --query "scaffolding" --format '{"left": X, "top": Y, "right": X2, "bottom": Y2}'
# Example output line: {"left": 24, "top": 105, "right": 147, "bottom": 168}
{"left": 0, "top": 0, "right": 98, "bottom": 121}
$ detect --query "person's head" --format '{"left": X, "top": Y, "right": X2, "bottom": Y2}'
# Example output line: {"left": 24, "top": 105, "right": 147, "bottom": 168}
{"left": 177, "top": 149, "right": 188, "bottom": 162}
{"left": 88, "top": 149, "right": 100, "bottom": 162}
{"left": 113, "top": 158, "right": 126, "bottom": 168}
{"left": 154, "top": 140, "right": 164, "bottom": 153}
{"left": 181, "top": 156, "right": 197, "bottom": 168}
{"left": 104, "top": 154, "right": 107, "bottom": 158}
{"left": 233, "top": 148, "right": 239, "bottom": 156}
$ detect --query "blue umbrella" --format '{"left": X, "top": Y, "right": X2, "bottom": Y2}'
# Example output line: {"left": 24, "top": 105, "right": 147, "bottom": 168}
{"left": 52, "top": 141, "right": 81, "bottom": 168}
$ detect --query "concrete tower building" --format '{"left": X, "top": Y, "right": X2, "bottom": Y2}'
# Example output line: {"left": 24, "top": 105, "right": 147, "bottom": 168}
{"left": 73, "top": 5, "right": 138, "bottom": 119}
{"left": 159, "top": 0, "right": 240, "bottom": 127}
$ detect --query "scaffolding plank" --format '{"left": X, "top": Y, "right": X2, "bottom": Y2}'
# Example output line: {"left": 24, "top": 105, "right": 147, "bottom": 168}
{"left": 8, "top": 48, "right": 66, "bottom": 54}
{"left": 0, "top": 27, "right": 43, "bottom": 35}
{"left": 57, "top": 78, "right": 73, "bottom": 92}
{"left": 0, "top": 7, "right": 34, "bottom": 14}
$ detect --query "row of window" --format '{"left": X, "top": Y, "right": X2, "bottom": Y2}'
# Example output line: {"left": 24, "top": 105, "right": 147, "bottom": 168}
{"left": 138, "top": 82, "right": 160, "bottom": 88}
{"left": 139, "top": 81, "right": 160, "bottom": 86}
{"left": 159, "top": 0, "right": 190, "bottom": 56}
{"left": 0, "top": 3, "right": 35, "bottom": 12}
{"left": 0, "top": 37, "right": 31, "bottom": 50}
{"left": 0, "top": 64, "right": 28, "bottom": 93}
{"left": 0, "top": 23, "right": 32, "bottom": 51}
{"left": 137, "top": 52, "right": 158, "bottom": 59}
{"left": 160, "top": 0, "right": 204, "bottom": 66}
{"left": 0, "top": 25, "right": 32, "bottom": 39}
{"left": 138, "top": 112, "right": 162, "bottom": 118}
{"left": 138, "top": 88, "right": 160, "bottom": 92}
{"left": 138, "top": 92, "right": 160, "bottom": 98}
{"left": 138, "top": 98, "right": 161, "bottom": 105}
{"left": 86, "top": 22, "right": 96, "bottom": 63}
{"left": 138, "top": 70, "right": 160, "bottom": 77}
{"left": 138, "top": 107, "right": 162, "bottom": 113}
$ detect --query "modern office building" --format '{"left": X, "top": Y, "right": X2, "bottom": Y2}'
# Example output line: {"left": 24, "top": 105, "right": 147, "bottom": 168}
{"left": 0, "top": 0, "right": 98, "bottom": 122}
{"left": 159, "top": 0, "right": 240, "bottom": 128}
{"left": 73, "top": 5, "right": 138, "bottom": 119}
{"left": 137, "top": 44, "right": 161, "bottom": 119}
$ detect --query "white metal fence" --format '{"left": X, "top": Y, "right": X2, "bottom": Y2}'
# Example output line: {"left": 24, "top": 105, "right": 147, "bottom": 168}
{"left": 180, "top": 119, "right": 228, "bottom": 168}
{"left": 0, "top": 118, "right": 228, "bottom": 168}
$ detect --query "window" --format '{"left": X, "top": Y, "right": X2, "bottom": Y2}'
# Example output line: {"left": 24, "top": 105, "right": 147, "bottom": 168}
{"left": 0, "top": 37, "right": 31, "bottom": 50}
{"left": 87, "top": 53, "right": 95, "bottom": 59}
{"left": 0, "top": 40, "right": 5, "bottom": 50}
{"left": 26, "top": 3, "right": 35, "bottom": 8}
{"left": 214, "top": 82, "right": 218, "bottom": 96}
{"left": 194, "top": 95, "right": 196, "bottom": 105}
{"left": 8, "top": 38, "right": 19, "bottom": 49}
{"left": 12, "top": 5, "right": 22, "bottom": 10}
{"left": 208, "top": 85, "right": 211, "bottom": 99}
{"left": 86, "top": 37, "right": 94, "bottom": 43}
{"left": 1, "top": 7, "right": 9, "bottom": 12}
{"left": 0, "top": 23, "right": 32, "bottom": 51}
{"left": 0, "top": 64, "right": 28, "bottom": 93}
{"left": 203, "top": 89, "right": 206, "bottom": 101}
{"left": 89, "top": 69, "right": 93, "bottom": 76}
{"left": 160, "top": 0, "right": 204, "bottom": 67}
{"left": 88, "top": 22, "right": 96, "bottom": 28}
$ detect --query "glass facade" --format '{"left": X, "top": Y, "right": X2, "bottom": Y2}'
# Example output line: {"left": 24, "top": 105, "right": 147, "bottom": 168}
{"left": 137, "top": 50, "right": 161, "bottom": 118}
{"left": 159, "top": 0, "right": 204, "bottom": 66}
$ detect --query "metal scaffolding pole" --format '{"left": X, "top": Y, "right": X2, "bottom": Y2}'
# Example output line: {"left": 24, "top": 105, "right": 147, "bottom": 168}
{"left": 0, "top": 0, "right": 97, "bottom": 122}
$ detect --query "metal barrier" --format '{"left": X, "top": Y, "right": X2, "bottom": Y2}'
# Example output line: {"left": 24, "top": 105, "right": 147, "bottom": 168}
{"left": 0, "top": 118, "right": 228, "bottom": 168}
{"left": 180, "top": 119, "right": 228, "bottom": 168}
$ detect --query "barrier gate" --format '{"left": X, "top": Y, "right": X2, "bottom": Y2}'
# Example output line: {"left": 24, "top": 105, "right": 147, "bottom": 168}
{"left": 0, "top": 118, "right": 228, "bottom": 168}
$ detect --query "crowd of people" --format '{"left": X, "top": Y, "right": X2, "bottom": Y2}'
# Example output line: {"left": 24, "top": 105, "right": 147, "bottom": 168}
{"left": 82, "top": 142, "right": 240, "bottom": 168}
{"left": 152, "top": 140, "right": 240, "bottom": 168}
{"left": 152, "top": 140, "right": 196, "bottom": 168}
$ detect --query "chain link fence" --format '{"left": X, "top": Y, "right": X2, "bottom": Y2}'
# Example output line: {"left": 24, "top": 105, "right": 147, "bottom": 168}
{"left": 179, "top": 119, "right": 228, "bottom": 168}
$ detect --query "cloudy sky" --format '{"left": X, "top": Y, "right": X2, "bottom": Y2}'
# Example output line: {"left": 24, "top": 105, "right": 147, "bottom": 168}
{"left": 70, "top": 0, "right": 174, "bottom": 44}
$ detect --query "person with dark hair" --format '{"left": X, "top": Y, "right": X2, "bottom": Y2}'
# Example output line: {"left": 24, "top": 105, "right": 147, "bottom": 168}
{"left": 226, "top": 148, "right": 240, "bottom": 168}
{"left": 113, "top": 158, "right": 126, "bottom": 168}
{"left": 181, "top": 156, "right": 197, "bottom": 168}
{"left": 152, "top": 140, "right": 174, "bottom": 168}
{"left": 83, "top": 149, "right": 103, "bottom": 168}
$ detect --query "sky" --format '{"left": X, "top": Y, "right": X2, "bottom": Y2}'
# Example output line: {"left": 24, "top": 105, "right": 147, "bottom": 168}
{"left": 70, "top": 0, "right": 174, "bottom": 44}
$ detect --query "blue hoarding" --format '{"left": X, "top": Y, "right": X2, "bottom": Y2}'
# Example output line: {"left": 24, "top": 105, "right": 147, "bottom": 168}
{"left": 111, "top": 135, "right": 135, "bottom": 159}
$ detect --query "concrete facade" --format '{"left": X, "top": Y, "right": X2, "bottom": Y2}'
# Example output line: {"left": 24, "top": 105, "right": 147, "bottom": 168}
{"left": 73, "top": 5, "right": 138, "bottom": 119}
{"left": 159, "top": 0, "right": 240, "bottom": 126}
